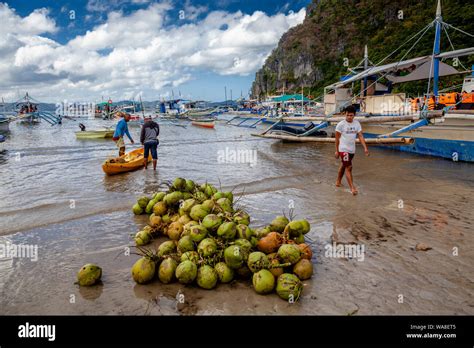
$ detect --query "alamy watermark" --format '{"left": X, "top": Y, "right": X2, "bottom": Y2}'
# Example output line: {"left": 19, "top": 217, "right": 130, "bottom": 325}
{"left": 217, "top": 147, "right": 257, "bottom": 167}
{"left": 0, "top": 242, "right": 38, "bottom": 262}
{"left": 324, "top": 243, "right": 365, "bottom": 261}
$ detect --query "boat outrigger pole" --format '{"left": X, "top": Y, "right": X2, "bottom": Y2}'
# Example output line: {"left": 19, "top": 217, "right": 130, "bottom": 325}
{"left": 432, "top": 0, "right": 442, "bottom": 96}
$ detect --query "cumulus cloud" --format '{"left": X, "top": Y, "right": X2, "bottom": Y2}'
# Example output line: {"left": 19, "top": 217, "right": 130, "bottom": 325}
{"left": 0, "top": 2, "right": 305, "bottom": 101}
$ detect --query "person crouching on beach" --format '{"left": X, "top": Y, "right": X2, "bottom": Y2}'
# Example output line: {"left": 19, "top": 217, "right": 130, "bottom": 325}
{"left": 140, "top": 116, "right": 160, "bottom": 170}
{"left": 112, "top": 112, "right": 134, "bottom": 156}
{"left": 335, "top": 105, "right": 369, "bottom": 195}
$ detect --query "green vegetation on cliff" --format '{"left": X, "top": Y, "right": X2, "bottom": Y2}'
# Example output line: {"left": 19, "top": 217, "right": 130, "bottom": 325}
{"left": 251, "top": 0, "right": 474, "bottom": 100}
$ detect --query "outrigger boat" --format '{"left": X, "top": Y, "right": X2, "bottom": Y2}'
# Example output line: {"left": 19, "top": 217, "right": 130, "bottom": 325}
{"left": 255, "top": 0, "right": 474, "bottom": 162}
{"left": 191, "top": 118, "right": 215, "bottom": 129}
{"left": 75, "top": 128, "right": 114, "bottom": 139}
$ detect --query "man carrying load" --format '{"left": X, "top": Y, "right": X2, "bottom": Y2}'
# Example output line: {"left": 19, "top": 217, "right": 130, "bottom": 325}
{"left": 113, "top": 112, "right": 134, "bottom": 156}
{"left": 335, "top": 105, "right": 369, "bottom": 195}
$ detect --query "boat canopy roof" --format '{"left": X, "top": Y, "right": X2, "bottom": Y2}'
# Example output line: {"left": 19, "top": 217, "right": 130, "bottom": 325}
{"left": 326, "top": 47, "right": 474, "bottom": 90}
{"left": 271, "top": 94, "right": 311, "bottom": 102}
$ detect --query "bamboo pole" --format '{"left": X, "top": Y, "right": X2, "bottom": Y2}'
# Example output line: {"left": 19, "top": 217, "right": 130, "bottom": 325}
{"left": 279, "top": 111, "right": 444, "bottom": 124}
{"left": 252, "top": 133, "right": 414, "bottom": 145}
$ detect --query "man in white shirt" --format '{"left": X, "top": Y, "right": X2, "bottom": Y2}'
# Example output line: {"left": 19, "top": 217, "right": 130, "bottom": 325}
{"left": 335, "top": 105, "right": 369, "bottom": 195}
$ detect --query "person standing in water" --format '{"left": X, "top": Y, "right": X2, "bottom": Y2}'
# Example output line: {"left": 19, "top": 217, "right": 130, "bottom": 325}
{"left": 335, "top": 105, "right": 369, "bottom": 195}
{"left": 140, "top": 116, "right": 160, "bottom": 170}
{"left": 112, "top": 112, "right": 134, "bottom": 156}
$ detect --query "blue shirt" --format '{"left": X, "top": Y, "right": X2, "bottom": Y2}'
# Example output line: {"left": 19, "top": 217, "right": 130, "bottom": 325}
{"left": 113, "top": 118, "right": 133, "bottom": 140}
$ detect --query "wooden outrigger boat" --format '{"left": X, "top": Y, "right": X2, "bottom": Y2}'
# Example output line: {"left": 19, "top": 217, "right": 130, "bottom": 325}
{"left": 256, "top": 1, "right": 474, "bottom": 162}
{"left": 191, "top": 118, "right": 215, "bottom": 129}
{"left": 102, "top": 148, "right": 151, "bottom": 175}
{"left": 75, "top": 129, "right": 114, "bottom": 139}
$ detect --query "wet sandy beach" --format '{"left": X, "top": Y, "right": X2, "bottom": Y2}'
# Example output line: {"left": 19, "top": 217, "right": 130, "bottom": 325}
{"left": 0, "top": 119, "right": 473, "bottom": 315}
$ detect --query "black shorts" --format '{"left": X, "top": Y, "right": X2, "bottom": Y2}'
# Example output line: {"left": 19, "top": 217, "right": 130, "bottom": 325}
{"left": 144, "top": 140, "right": 158, "bottom": 160}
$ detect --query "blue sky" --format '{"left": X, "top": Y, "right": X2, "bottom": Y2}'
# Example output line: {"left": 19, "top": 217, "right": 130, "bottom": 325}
{"left": 1, "top": 0, "right": 310, "bottom": 102}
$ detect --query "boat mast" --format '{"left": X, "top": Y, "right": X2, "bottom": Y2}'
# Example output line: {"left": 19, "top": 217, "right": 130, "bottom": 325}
{"left": 432, "top": 0, "right": 442, "bottom": 96}
{"left": 363, "top": 45, "right": 368, "bottom": 97}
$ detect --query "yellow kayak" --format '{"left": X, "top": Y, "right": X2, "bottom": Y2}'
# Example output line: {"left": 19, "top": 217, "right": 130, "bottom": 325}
{"left": 102, "top": 148, "right": 151, "bottom": 175}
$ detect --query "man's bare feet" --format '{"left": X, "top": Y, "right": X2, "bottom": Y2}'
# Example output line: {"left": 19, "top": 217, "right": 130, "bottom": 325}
{"left": 351, "top": 188, "right": 358, "bottom": 195}
{"left": 335, "top": 182, "right": 343, "bottom": 187}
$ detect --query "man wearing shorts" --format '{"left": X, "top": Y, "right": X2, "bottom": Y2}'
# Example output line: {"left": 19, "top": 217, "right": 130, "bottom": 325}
{"left": 112, "top": 112, "right": 134, "bottom": 156}
{"left": 140, "top": 116, "right": 160, "bottom": 170}
{"left": 335, "top": 105, "right": 369, "bottom": 195}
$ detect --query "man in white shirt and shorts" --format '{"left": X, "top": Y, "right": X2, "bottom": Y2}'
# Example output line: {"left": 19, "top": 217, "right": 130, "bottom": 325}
{"left": 335, "top": 105, "right": 369, "bottom": 195}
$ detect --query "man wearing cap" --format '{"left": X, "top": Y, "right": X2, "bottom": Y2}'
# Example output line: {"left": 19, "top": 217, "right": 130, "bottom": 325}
{"left": 140, "top": 116, "right": 160, "bottom": 170}
{"left": 112, "top": 112, "right": 134, "bottom": 156}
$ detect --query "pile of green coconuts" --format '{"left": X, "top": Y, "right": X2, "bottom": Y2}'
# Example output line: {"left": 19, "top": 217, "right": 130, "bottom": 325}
{"left": 78, "top": 177, "right": 314, "bottom": 302}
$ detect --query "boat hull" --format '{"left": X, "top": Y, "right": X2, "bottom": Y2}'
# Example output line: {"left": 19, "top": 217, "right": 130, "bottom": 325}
{"left": 75, "top": 130, "right": 114, "bottom": 139}
{"left": 102, "top": 148, "right": 152, "bottom": 175}
{"left": 191, "top": 121, "right": 215, "bottom": 128}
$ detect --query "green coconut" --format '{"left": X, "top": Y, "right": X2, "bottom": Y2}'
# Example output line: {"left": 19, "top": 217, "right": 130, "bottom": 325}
{"left": 253, "top": 269, "right": 275, "bottom": 294}
{"left": 145, "top": 198, "right": 158, "bottom": 214}
{"left": 183, "top": 221, "right": 199, "bottom": 234}
{"left": 247, "top": 252, "right": 270, "bottom": 273}
{"left": 224, "top": 245, "right": 244, "bottom": 269}
{"left": 131, "top": 257, "right": 155, "bottom": 284}
{"left": 153, "top": 201, "right": 167, "bottom": 216}
{"left": 212, "top": 192, "right": 226, "bottom": 200}
{"left": 190, "top": 204, "right": 208, "bottom": 221}
{"left": 158, "top": 258, "right": 177, "bottom": 284}
{"left": 180, "top": 251, "right": 200, "bottom": 264}
{"left": 203, "top": 184, "right": 216, "bottom": 198}
{"left": 194, "top": 191, "right": 208, "bottom": 202}
{"left": 189, "top": 225, "right": 208, "bottom": 243}
{"left": 276, "top": 273, "right": 303, "bottom": 301}
{"left": 294, "top": 233, "right": 305, "bottom": 244}
{"left": 197, "top": 238, "right": 218, "bottom": 257}
{"left": 177, "top": 235, "right": 195, "bottom": 253}
{"left": 269, "top": 216, "right": 289, "bottom": 233}
{"left": 233, "top": 239, "right": 252, "bottom": 257}
{"left": 233, "top": 210, "right": 250, "bottom": 225}
{"left": 216, "top": 198, "right": 233, "bottom": 213}
{"left": 181, "top": 198, "right": 196, "bottom": 212}
{"left": 255, "top": 226, "right": 271, "bottom": 239}
{"left": 223, "top": 191, "right": 234, "bottom": 203}
{"left": 175, "top": 260, "right": 197, "bottom": 284}
{"left": 201, "top": 214, "right": 222, "bottom": 232}
{"left": 293, "top": 259, "right": 313, "bottom": 280}
{"left": 217, "top": 221, "right": 237, "bottom": 240}
{"left": 184, "top": 179, "right": 196, "bottom": 192}
{"left": 149, "top": 214, "right": 162, "bottom": 228}
{"left": 132, "top": 203, "right": 143, "bottom": 215}
{"left": 164, "top": 191, "right": 184, "bottom": 206}
{"left": 135, "top": 230, "right": 152, "bottom": 246}
{"left": 236, "top": 224, "right": 253, "bottom": 240}
{"left": 167, "top": 221, "right": 184, "bottom": 240}
{"left": 285, "top": 220, "right": 311, "bottom": 236}
{"left": 137, "top": 196, "right": 150, "bottom": 209}
{"left": 153, "top": 192, "right": 166, "bottom": 201}
{"left": 172, "top": 177, "right": 187, "bottom": 191}
{"left": 161, "top": 213, "right": 171, "bottom": 224}
{"left": 178, "top": 214, "right": 191, "bottom": 225}
{"left": 77, "top": 263, "right": 102, "bottom": 286}
{"left": 214, "top": 262, "right": 234, "bottom": 283}
{"left": 277, "top": 244, "right": 301, "bottom": 265}
{"left": 197, "top": 265, "right": 218, "bottom": 289}
{"left": 250, "top": 236, "right": 259, "bottom": 248}
{"left": 202, "top": 199, "right": 215, "bottom": 212}
{"left": 157, "top": 240, "right": 177, "bottom": 258}
{"left": 182, "top": 192, "right": 193, "bottom": 200}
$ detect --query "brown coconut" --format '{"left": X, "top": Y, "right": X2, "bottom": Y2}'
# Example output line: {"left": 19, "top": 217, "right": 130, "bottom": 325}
{"left": 298, "top": 243, "right": 313, "bottom": 260}
{"left": 257, "top": 232, "right": 283, "bottom": 254}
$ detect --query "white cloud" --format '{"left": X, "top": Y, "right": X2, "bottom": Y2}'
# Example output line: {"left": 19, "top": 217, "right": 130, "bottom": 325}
{"left": 0, "top": 2, "right": 305, "bottom": 101}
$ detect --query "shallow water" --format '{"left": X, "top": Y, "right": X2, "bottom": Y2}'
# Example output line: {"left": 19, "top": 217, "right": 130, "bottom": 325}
{"left": 0, "top": 117, "right": 473, "bottom": 315}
